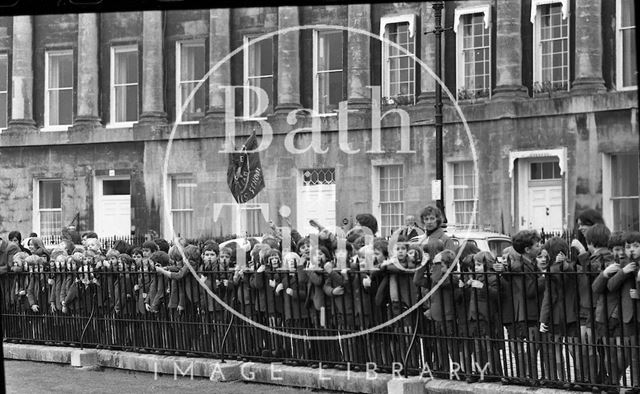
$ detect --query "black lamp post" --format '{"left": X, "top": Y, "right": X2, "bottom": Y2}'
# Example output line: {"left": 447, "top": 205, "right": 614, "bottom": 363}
{"left": 432, "top": 0, "right": 449, "bottom": 225}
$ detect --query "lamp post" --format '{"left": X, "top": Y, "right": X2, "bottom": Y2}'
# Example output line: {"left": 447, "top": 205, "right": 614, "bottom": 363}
{"left": 432, "top": 0, "right": 449, "bottom": 225}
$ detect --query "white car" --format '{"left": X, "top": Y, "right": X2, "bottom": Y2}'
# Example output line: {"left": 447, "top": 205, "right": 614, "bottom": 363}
{"left": 409, "top": 230, "right": 512, "bottom": 257}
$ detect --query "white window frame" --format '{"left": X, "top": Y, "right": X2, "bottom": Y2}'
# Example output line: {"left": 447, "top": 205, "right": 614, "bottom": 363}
{"left": 44, "top": 49, "right": 74, "bottom": 131}
{"left": 33, "top": 178, "right": 62, "bottom": 238}
{"left": 168, "top": 174, "right": 196, "bottom": 238}
{"left": 531, "top": 0, "right": 570, "bottom": 92}
{"left": 243, "top": 35, "right": 273, "bottom": 120}
{"left": 238, "top": 203, "right": 269, "bottom": 237}
{"left": 445, "top": 160, "right": 479, "bottom": 228}
{"left": 0, "top": 53, "right": 8, "bottom": 132}
{"left": 602, "top": 152, "right": 640, "bottom": 231}
{"left": 371, "top": 161, "right": 404, "bottom": 237}
{"left": 454, "top": 5, "right": 492, "bottom": 100}
{"left": 616, "top": 0, "right": 637, "bottom": 90}
{"left": 312, "top": 29, "right": 343, "bottom": 116}
{"left": 380, "top": 14, "right": 417, "bottom": 105}
{"left": 109, "top": 45, "right": 138, "bottom": 128}
{"left": 176, "top": 40, "right": 206, "bottom": 124}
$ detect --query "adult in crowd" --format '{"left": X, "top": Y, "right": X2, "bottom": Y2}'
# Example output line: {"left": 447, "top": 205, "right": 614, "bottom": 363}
{"left": 8, "top": 231, "right": 31, "bottom": 255}
{"left": 0, "top": 234, "right": 20, "bottom": 274}
{"left": 419, "top": 205, "right": 456, "bottom": 251}
{"left": 572, "top": 209, "right": 605, "bottom": 255}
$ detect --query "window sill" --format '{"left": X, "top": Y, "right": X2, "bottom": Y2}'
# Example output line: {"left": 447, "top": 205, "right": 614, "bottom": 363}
{"left": 617, "top": 86, "right": 637, "bottom": 92}
{"left": 455, "top": 97, "right": 491, "bottom": 104}
{"left": 239, "top": 116, "right": 269, "bottom": 122}
{"left": 175, "top": 120, "right": 201, "bottom": 125}
{"left": 311, "top": 112, "right": 338, "bottom": 118}
{"left": 106, "top": 122, "right": 136, "bottom": 129}
{"left": 41, "top": 125, "right": 71, "bottom": 132}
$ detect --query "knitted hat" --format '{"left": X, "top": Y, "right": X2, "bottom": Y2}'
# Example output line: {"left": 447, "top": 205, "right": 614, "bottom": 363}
{"left": 356, "top": 213, "right": 378, "bottom": 235}
{"left": 150, "top": 251, "right": 170, "bottom": 267}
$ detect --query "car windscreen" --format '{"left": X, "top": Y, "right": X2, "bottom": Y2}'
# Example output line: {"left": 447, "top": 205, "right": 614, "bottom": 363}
{"left": 489, "top": 239, "right": 512, "bottom": 257}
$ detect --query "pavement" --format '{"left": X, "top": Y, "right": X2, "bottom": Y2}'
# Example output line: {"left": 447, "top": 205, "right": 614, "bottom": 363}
{"left": 2, "top": 342, "right": 595, "bottom": 394}
{"left": 4, "top": 359, "right": 327, "bottom": 394}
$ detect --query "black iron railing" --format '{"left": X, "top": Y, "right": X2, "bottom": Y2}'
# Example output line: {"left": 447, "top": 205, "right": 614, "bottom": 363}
{"left": 1, "top": 264, "right": 638, "bottom": 391}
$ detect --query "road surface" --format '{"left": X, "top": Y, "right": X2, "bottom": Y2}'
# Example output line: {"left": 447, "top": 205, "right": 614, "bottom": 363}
{"left": 4, "top": 360, "right": 332, "bottom": 394}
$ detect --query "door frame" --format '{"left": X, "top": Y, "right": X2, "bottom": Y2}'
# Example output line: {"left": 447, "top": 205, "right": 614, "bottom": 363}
{"left": 509, "top": 148, "right": 568, "bottom": 232}
{"left": 93, "top": 175, "right": 131, "bottom": 236}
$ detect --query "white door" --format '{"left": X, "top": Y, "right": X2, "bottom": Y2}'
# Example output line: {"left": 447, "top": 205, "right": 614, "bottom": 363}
{"left": 95, "top": 177, "right": 131, "bottom": 237}
{"left": 528, "top": 185, "right": 563, "bottom": 232}
{"left": 297, "top": 169, "right": 336, "bottom": 235}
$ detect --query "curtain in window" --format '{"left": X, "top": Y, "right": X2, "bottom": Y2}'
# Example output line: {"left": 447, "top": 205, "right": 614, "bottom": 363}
{"left": 114, "top": 50, "right": 138, "bottom": 123}
{"left": 612, "top": 154, "right": 639, "bottom": 231}
{"left": 180, "top": 44, "right": 205, "bottom": 121}
{"left": 39, "top": 180, "right": 62, "bottom": 238}
{"left": 171, "top": 176, "right": 194, "bottom": 238}
{"left": 380, "top": 165, "right": 404, "bottom": 237}
{"left": 48, "top": 53, "right": 73, "bottom": 126}
{"left": 0, "top": 54, "right": 7, "bottom": 128}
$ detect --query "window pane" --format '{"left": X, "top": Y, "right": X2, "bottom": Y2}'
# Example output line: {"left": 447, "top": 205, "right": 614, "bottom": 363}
{"left": 622, "top": 29, "right": 637, "bottom": 87}
{"left": 249, "top": 37, "right": 273, "bottom": 77}
{"left": 460, "top": 13, "right": 490, "bottom": 96}
{"left": 0, "top": 93, "right": 6, "bottom": 129}
{"left": 116, "top": 85, "right": 139, "bottom": 123}
{"left": 39, "top": 180, "right": 61, "bottom": 209}
{"left": 49, "top": 53, "right": 73, "bottom": 89}
{"left": 180, "top": 43, "right": 205, "bottom": 82}
{"left": 181, "top": 82, "right": 206, "bottom": 121}
{"left": 0, "top": 55, "right": 7, "bottom": 92}
{"left": 452, "top": 162, "right": 477, "bottom": 225}
{"left": 40, "top": 211, "right": 62, "bottom": 238}
{"left": 171, "top": 175, "right": 195, "bottom": 238}
{"left": 613, "top": 198, "right": 639, "bottom": 231}
{"left": 612, "top": 153, "right": 639, "bottom": 197}
{"left": 115, "top": 50, "right": 138, "bottom": 85}
{"left": 103, "top": 180, "right": 130, "bottom": 195}
{"left": 379, "top": 165, "right": 403, "bottom": 237}
{"left": 621, "top": 0, "right": 635, "bottom": 28}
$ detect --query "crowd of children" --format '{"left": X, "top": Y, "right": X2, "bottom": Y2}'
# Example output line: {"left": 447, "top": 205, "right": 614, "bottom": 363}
{"left": 1, "top": 207, "right": 639, "bottom": 393}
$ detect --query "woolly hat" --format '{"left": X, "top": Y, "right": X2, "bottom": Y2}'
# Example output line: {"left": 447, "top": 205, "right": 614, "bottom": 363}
{"left": 50, "top": 248, "right": 68, "bottom": 262}
{"left": 356, "top": 213, "right": 378, "bottom": 236}
{"left": 150, "top": 251, "right": 171, "bottom": 267}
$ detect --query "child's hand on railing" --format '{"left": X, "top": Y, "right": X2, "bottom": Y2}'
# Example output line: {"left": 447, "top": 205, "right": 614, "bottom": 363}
{"left": 539, "top": 322, "right": 548, "bottom": 333}
{"left": 31, "top": 304, "right": 39, "bottom": 312}
{"left": 623, "top": 261, "right": 638, "bottom": 274}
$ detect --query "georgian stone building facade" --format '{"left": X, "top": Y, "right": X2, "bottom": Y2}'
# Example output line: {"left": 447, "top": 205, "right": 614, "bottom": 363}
{"left": 0, "top": 1, "right": 636, "bottom": 239}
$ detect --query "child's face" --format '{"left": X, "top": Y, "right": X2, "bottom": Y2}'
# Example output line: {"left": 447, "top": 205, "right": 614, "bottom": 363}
{"left": 625, "top": 241, "right": 640, "bottom": 260}
{"left": 142, "top": 248, "right": 152, "bottom": 258}
{"left": 612, "top": 245, "right": 625, "bottom": 259}
{"left": 203, "top": 250, "right": 218, "bottom": 264}
{"left": 311, "top": 249, "right": 326, "bottom": 264}
{"left": 536, "top": 249, "right": 549, "bottom": 271}
{"left": 219, "top": 253, "right": 230, "bottom": 267}
{"left": 133, "top": 254, "right": 143, "bottom": 266}
{"left": 299, "top": 243, "right": 310, "bottom": 257}
{"left": 523, "top": 239, "right": 541, "bottom": 258}
{"left": 109, "top": 256, "right": 118, "bottom": 266}
{"left": 83, "top": 256, "right": 92, "bottom": 266}
{"left": 474, "top": 259, "right": 484, "bottom": 273}
{"left": 396, "top": 244, "right": 408, "bottom": 260}
{"left": 27, "top": 241, "right": 36, "bottom": 253}
{"left": 373, "top": 248, "right": 385, "bottom": 264}
{"left": 407, "top": 249, "right": 417, "bottom": 262}
{"left": 269, "top": 256, "right": 281, "bottom": 268}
